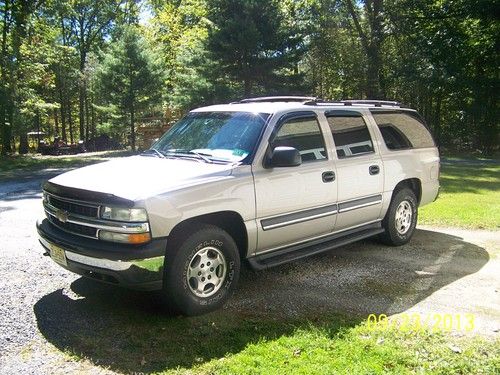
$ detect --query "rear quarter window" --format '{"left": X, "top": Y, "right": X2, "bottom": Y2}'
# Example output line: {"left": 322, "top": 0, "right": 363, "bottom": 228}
{"left": 371, "top": 111, "right": 435, "bottom": 150}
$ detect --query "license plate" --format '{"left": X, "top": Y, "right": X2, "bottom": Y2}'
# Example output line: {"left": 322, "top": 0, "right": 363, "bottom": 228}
{"left": 50, "top": 244, "right": 68, "bottom": 267}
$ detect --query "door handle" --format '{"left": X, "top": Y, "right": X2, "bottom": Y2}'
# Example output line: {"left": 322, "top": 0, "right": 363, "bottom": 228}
{"left": 322, "top": 171, "right": 335, "bottom": 183}
{"left": 369, "top": 165, "right": 380, "bottom": 175}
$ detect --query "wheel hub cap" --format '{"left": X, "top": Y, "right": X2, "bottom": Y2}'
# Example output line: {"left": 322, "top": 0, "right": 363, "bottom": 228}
{"left": 395, "top": 200, "right": 412, "bottom": 235}
{"left": 187, "top": 246, "right": 227, "bottom": 297}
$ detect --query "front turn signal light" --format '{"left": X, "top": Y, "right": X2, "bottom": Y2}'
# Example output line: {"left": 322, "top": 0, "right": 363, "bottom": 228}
{"left": 99, "top": 230, "right": 151, "bottom": 244}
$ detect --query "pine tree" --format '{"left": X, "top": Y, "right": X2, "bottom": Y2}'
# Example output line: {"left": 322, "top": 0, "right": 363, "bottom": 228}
{"left": 207, "top": 0, "right": 305, "bottom": 97}
{"left": 97, "top": 26, "right": 164, "bottom": 151}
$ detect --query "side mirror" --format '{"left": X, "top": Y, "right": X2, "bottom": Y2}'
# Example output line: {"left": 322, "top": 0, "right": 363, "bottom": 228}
{"left": 266, "top": 146, "right": 302, "bottom": 168}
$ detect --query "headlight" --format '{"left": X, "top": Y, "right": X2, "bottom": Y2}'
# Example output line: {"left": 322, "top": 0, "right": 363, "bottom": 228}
{"left": 100, "top": 206, "right": 148, "bottom": 222}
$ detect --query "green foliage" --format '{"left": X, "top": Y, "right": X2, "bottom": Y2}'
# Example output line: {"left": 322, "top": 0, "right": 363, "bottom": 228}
{"left": 96, "top": 25, "right": 164, "bottom": 150}
{"left": 0, "top": 0, "right": 498, "bottom": 155}
{"left": 384, "top": 0, "right": 499, "bottom": 154}
{"left": 171, "top": 38, "right": 234, "bottom": 110}
{"left": 206, "top": 0, "right": 306, "bottom": 96}
{"left": 147, "top": 0, "right": 223, "bottom": 110}
{"left": 305, "top": 0, "right": 367, "bottom": 99}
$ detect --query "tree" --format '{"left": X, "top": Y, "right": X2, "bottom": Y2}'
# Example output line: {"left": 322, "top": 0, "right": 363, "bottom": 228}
{"left": 147, "top": 0, "right": 218, "bottom": 110}
{"left": 344, "top": 0, "right": 386, "bottom": 99}
{"left": 206, "top": 0, "right": 306, "bottom": 97}
{"left": 386, "top": 0, "right": 499, "bottom": 154}
{"left": 58, "top": 0, "right": 124, "bottom": 140}
{"left": 0, "top": 0, "right": 12, "bottom": 154}
{"left": 304, "top": 0, "right": 366, "bottom": 99}
{"left": 1, "top": 0, "right": 52, "bottom": 154}
{"left": 97, "top": 25, "right": 164, "bottom": 150}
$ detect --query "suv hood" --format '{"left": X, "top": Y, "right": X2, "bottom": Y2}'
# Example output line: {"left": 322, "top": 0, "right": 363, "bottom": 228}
{"left": 48, "top": 156, "right": 235, "bottom": 201}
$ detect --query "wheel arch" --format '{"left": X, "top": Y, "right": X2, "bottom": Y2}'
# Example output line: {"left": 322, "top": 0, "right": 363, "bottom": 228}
{"left": 166, "top": 211, "right": 249, "bottom": 260}
{"left": 393, "top": 178, "right": 422, "bottom": 205}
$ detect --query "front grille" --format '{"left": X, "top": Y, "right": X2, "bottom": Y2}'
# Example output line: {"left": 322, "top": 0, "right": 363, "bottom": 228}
{"left": 48, "top": 214, "right": 98, "bottom": 238}
{"left": 48, "top": 195, "right": 99, "bottom": 218}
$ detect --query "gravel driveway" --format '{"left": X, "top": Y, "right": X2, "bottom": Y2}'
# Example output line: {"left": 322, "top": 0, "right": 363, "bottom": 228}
{"left": 0, "top": 170, "right": 498, "bottom": 374}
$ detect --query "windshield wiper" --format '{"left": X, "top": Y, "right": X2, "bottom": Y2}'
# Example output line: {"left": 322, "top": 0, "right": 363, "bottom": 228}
{"left": 141, "top": 149, "right": 166, "bottom": 158}
{"left": 164, "top": 149, "right": 214, "bottom": 163}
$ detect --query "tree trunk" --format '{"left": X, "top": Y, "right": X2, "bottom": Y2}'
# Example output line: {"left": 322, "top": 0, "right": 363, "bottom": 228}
{"left": 366, "top": 46, "right": 382, "bottom": 99}
{"left": 84, "top": 90, "right": 90, "bottom": 141}
{"left": 434, "top": 92, "right": 442, "bottom": 147}
{"left": 54, "top": 108, "right": 59, "bottom": 136}
{"left": 19, "top": 112, "right": 33, "bottom": 155}
{"left": 19, "top": 132, "right": 28, "bottom": 154}
{"left": 78, "top": 41, "right": 86, "bottom": 140}
{"left": 59, "top": 87, "right": 67, "bottom": 141}
{"left": 244, "top": 79, "right": 252, "bottom": 97}
{"left": 90, "top": 95, "right": 95, "bottom": 139}
{"left": 68, "top": 100, "right": 74, "bottom": 144}
{"left": 346, "top": 0, "right": 385, "bottom": 99}
{"left": 79, "top": 69, "right": 86, "bottom": 140}
{"left": 1, "top": 0, "right": 11, "bottom": 155}
{"left": 130, "top": 106, "right": 135, "bottom": 151}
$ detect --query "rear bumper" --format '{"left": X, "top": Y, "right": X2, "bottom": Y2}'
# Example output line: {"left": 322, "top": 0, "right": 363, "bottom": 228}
{"left": 37, "top": 218, "right": 167, "bottom": 290}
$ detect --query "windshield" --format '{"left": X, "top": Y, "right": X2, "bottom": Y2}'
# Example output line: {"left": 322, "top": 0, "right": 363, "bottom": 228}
{"left": 152, "top": 111, "right": 270, "bottom": 163}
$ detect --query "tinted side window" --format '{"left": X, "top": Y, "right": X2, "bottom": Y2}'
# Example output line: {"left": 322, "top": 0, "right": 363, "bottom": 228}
{"left": 272, "top": 117, "right": 326, "bottom": 162}
{"left": 372, "top": 111, "right": 435, "bottom": 149}
{"left": 326, "top": 112, "right": 374, "bottom": 158}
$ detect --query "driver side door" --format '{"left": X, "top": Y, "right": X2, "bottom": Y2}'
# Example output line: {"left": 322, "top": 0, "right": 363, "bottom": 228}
{"left": 253, "top": 112, "right": 338, "bottom": 253}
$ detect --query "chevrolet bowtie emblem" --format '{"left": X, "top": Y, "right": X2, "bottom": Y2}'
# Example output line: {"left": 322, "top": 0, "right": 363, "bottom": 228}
{"left": 55, "top": 209, "right": 69, "bottom": 223}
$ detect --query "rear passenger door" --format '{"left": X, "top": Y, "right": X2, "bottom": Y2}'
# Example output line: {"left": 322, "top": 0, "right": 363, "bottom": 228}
{"left": 325, "top": 110, "right": 384, "bottom": 230}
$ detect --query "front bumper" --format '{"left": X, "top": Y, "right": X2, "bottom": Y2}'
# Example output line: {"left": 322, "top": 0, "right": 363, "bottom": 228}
{"left": 37, "top": 218, "right": 167, "bottom": 290}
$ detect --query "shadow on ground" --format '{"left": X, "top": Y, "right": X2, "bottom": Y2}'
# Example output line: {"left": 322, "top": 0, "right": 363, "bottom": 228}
{"left": 34, "top": 228, "right": 490, "bottom": 373}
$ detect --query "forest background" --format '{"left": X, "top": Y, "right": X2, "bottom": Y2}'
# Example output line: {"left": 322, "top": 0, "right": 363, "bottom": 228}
{"left": 0, "top": 0, "right": 497, "bottom": 154}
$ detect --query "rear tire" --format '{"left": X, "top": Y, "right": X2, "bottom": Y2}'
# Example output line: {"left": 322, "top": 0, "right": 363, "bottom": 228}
{"left": 162, "top": 224, "right": 240, "bottom": 316}
{"left": 380, "top": 188, "right": 417, "bottom": 246}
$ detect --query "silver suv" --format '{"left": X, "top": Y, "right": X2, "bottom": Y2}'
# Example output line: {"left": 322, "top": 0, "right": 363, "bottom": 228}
{"left": 37, "top": 97, "right": 440, "bottom": 315}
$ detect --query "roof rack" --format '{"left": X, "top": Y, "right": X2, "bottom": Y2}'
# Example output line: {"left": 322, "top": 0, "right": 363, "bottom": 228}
{"left": 232, "top": 96, "right": 406, "bottom": 108}
{"left": 236, "top": 96, "right": 317, "bottom": 104}
{"left": 341, "top": 100, "right": 402, "bottom": 107}
{"left": 303, "top": 99, "right": 404, "bottom": 108}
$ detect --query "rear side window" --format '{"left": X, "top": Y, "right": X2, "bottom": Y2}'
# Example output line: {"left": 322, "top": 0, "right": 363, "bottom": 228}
{"left": 272, "top": 116, "right": 326, "bottom": 162}
{"left": 371, "top": 111, "right": 435, "bottom": 150}
{"left": 326, "top": 111, "right": 374, "bottom": 158}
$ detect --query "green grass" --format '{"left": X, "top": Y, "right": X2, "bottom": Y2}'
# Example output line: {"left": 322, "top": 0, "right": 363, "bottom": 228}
{"left": 61, "top": 309, "right": 498, "bottom": 375}
{"left": 419, "top": 160, "right": 500, "bottom": 229}
{"left": 190, "top": 324, "right": 499, "bottom": 375}
{"left": 0, "top": 150, "right": 134, "bottom": 180}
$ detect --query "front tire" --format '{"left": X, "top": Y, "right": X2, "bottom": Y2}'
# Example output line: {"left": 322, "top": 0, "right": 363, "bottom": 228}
{"left": 380, "top": 188, "right": 418, "bottom": 246}
{"left": 162, "top": 224, "right": 240, "bottom": 316}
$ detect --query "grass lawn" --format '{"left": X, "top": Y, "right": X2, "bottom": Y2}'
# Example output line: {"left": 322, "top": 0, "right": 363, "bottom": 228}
{"left": 419, "top": 160, "right": 500, "bottom": 229}
{"left": 63, "top": 311, "right": 499, "bottom": 375}
{"left": 182, "top": 323, "right": 499, "bottom": 375}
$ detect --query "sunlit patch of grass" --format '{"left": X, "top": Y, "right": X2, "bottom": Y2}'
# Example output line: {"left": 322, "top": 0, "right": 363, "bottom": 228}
{"left": 159, "top": 320, "right": 499, "bottom": 375}
{"left": 58, "top": 307, "right": 499, "bottom": 375}
{"left": 420, "top": 161, "right": 500, "bottom": 229}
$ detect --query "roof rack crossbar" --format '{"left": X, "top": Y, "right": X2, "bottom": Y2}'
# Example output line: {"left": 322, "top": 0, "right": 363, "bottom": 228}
{"left": 237, "top": 96, "right": 317, "bottom": 104}
{"left": 341, "top": 100, "right": 402, "bottom": 107}
{"left": 303, "top": 99, "right": 344, "bottom": 105}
